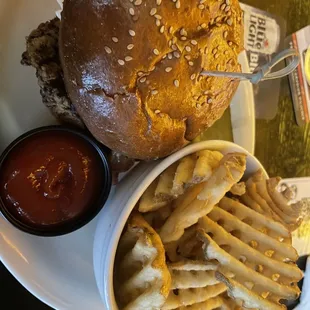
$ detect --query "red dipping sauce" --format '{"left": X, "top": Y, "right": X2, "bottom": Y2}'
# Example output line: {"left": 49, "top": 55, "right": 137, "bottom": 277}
{"left": 0, "top": 130, "right": 104, "bottom": 227}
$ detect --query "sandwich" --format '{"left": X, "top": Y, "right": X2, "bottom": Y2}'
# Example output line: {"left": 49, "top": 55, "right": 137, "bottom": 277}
{"left": 22, "top": 0, "right": 244, "bottom": 162}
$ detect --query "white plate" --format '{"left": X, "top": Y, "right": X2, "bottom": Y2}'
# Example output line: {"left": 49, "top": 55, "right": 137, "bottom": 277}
{"left": 0, "top": 1, "right": 255, "bottom": 309}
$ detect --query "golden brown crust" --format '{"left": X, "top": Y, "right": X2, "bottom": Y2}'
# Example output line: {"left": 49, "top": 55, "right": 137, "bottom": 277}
{"left": 60, "top": 0, "right": 244, "bottom": 160}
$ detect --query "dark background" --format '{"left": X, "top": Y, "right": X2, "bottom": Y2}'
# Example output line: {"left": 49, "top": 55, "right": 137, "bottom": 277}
{"left": 0, "top": 262, "right": 52, "bottom": 309}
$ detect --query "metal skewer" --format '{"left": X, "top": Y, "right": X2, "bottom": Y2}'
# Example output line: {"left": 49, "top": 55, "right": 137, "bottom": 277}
{"left": 201, "top": 48, "right": 300, "bottom": 84}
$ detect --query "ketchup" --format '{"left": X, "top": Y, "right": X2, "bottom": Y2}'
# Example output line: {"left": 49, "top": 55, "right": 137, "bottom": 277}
{"left": 0, "top": 131, "right": 103, "bottom": 227}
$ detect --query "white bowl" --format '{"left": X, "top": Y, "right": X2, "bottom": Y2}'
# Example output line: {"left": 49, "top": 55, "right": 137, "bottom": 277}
{"left": 93, "top": 140, "right": 267, "bottom": 309}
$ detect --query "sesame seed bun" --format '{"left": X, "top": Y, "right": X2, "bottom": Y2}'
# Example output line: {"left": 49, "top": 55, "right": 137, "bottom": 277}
{"left": 59, "top": 0, "right": 244, "bottom": 160}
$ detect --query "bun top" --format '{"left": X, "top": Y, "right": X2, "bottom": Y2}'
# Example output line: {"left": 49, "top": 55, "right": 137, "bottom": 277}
{"left": 60, "top": 0, "right": 243, "bottom": 160}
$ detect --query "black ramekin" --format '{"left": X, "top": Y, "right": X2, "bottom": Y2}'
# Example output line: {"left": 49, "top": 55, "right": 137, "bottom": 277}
{"left": 0, "top": 125, "right": 112, "bottom": 237}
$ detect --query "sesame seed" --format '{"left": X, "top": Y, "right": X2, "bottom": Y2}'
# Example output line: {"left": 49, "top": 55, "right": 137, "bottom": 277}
{"left": 173, "top": 51, "right": 180, "bottom": 58}
{"left": 104, "top": 46, "right": 112, "bottom": 54}
{"left": 224, "top": 31, "right": 228, "bottom": 39}
{"left": 191, "top": 74, "right": 196, "bottom": 80}
{"left": 150, "top": 66, "right": 156, "bottom": 71}
{"left": 165, "top": 67, "right": 172, "bottom": 72}
{"left": 152, "top": 90, "right": 159, "bottom": 95}
{"left": 169, "top": 26, "right": 174, "bottom": 34}
{"left": 172, "top": 0, "right": 176, "bottom": 2}
{"left": 160, "top": 25, "right": 165, "bottom": 33}
{"left": 180, "top": 28, "right": 187, "bottom": 36}
{"left": 215, "top": 53, "right": 219, "bottom": 59}
{"left": 215, "top": 17, "right": 221, "bottom": 23}
{"left": 201, "top": 23, "right": 207, "bottom": 28}
{"left": 188, "top": 61, "right": 194, "bottom": 66}
{"left": 227, "top": 18, "right": 233, "bottom": 26}
{"left": 204, "top": 47, "right": 208, "bottom": 53}
{"left": 127, "top": 44, "right": 134, "bottom": 50}
{"left": 221, "top": 3, "right": 226, "bottom": 10}
{"left": 228, "top": 41, "right": 233, "bottom": 46}
{"left": 198, "top": 4, "right": 205, "bottom": 10}
{"left": 191, "top": 40, "right": 198, "bottom": 46}
{"left": 194, "top": 95, "right": 199, "bottom": 100}
{"left": 156, "top": 0, "right": 162, "bottom": 5}
{"left": 137, "top": 71, "right": 143, "bottom": 76}
{"left": 112, "top": 37, "right": 119, "bottom": 43}
{"left": 168, "top": 53, "right": 173, "bottom": 59}
{"left": 212, "top": 48, "right": 218, "bottom": 54}
{"left": 207, "top": 98, "right": 213, "bottom": 104}
{"left": 196, "top": 103, "right": 201, "bottom": 109}
{"left": 174, "top": 79, "right": 180, "bottom": 87}
{"left": 156, "top": 19, "right": 161, "bottom": 26}
{"left": 176, "top": 0, "right": 180, "bottom": 8}
{"left": 118, "top": 59, "right": 125, "bottom": 65}
{"left": 172, "top": 37, "right": 177, "bottom": 44}
{"left": 153, "top": 49, "right": 160, "bottom": 55}
{"left": 130, "top": 0, "right": 133, "bottom": 2}
{"left": 197, "top": 26, "right": 202, "bottom": 31}
{"left": 150, "top": 8, "right": 157, "bottom": 16}
{"left": 216, "top": 64, "right": 220, "bottom": 70}
{"left": 181, "top": 36, "right": 187, "bottom": 41}
{"left": 204, "top": 90, "right": 209, "bottom": 95}
{"left": 168, "top": 40, "right": 172, "bottom": 47}
{"left": 125, "top": 56, "right": 133, "bottom": 61}
{"left": 155, "top": 109, "right": 161, "bottom": 113}
{"left": 225, "top": 50, "right": 229, "bottom": 55}
{"left": 185, "top": 46, "right": 191, "bottom": 52}
{"left": 134, "top": 0, "right": 142, "bottom": 5}
{"left": 200, "top": 0, "right": 206, "bottom": 3}
{"left": 227, "top": 11, "right": 232, "bottom": 16}
{"left": 129, "top": 8, "right": 135, "bottom": 15}
{"left": 140, "top": 77, "right": 146, "bottom": 83}
{"left": 225, "top": 5, "right": 231, "bottom": 12}
{"left": 172, "top": 44, "right": 177, "bottom": 51}
{"left": 155, "top": 14, "right": 162, "bottom": 19}
{"left": 226, "top": 0, "right": 230, "bottom": 5}
{"left": 228, "top": 58, "right": 233, "bottom": 64}
{"left": 198, "top": 75, "right": 203, "bottom": 81}
{"left": 129, "top": 29, "right": 136, "bottom": 36}
{"left": 162, "top": 55, "right": 167, "bottom": 59}
{"left": 185, "top": 55, "right": 191, "bottom": 60}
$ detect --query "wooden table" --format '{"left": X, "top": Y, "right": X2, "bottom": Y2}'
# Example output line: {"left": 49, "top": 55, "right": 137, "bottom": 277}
{"left": 243, "top": 0, "right": 310, "bottom": 178}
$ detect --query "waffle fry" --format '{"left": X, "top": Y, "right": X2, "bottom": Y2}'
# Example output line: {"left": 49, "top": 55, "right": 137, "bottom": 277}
{"left": 218, "top": 197, "right": 291, "bottom": 241}
{"left": 169, "top": 260, "right": 219, "bottom": 289}
{"left": 162, "top": 283, "right": 227, "bottom": 310}
{"left": 143, "top": 202, "right": 174, "bottom": 230}
{"left": 176, "top": 296, "right": 225, "bottom": 310}
{"left": 160, "top": 153, "right": 247, "bottom": 243}
{"left": 191, "top": 150, "right": 224, "bottom": 184}
{"left": 139, "top": 179, "right": 169, "bottom": 213}
{"left": 216, "top": 273, "right": 284, "bottom": 310}
{"left": 155, "top": 163, "right": 179, "bottom": 202}
{"left": 198, "top": 200, "right": 303, "bottom": 309}
{"left": 115, "top": 213, "right": 171, "bottom": 310}
{"left": 138, "top": 150, "right": 223, "bottom": 213}
{"left": 115, "top": 148, "right": 304, "bottom": 310}
{"left": 230, "top": 182, "right": 246, "bottom": 196}
{"left": 241, "top": 170, "right": 303, "bottom": 231}
{"left": 172, "top": 156, "right": 196, "bottom": 196}
{"left": 164, "top": 225, "right": 202, "bottom": 262}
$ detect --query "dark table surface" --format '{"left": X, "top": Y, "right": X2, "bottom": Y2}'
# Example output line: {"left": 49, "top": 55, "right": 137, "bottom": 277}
{"left": 1, "top": 0, "right": 309, "bottom": 309}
